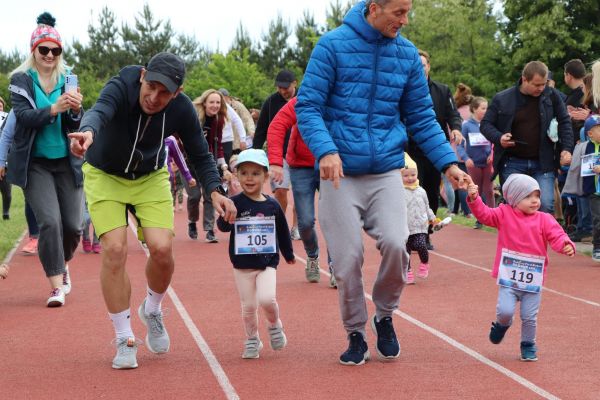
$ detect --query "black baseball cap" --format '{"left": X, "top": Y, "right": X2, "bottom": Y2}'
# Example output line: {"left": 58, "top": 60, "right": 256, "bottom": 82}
{"left": 145, "top": 52, "right": 185, "bottom": 93}
{"left": 275, "top": 70, "right": 296, "bottom": 88}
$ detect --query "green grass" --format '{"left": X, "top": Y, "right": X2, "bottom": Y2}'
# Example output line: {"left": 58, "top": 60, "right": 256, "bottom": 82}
{"left": 436, "top": 207, "right": 497, "bottom": 234}
{"left": 0, "top": 187, "right": 27, "bottom": 261}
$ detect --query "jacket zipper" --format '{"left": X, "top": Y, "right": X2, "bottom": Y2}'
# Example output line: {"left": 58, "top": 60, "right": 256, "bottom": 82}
{"left": 367, "top": 41, "right": 380, "bottom": 170}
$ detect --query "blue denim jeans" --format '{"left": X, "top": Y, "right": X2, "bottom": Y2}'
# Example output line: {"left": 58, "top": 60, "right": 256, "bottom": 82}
{"left": 289, "top": 167, "right": 320, "bottom": 259}
{"left": 576, "top": 195, "right": 593, "bottom": 233}
{"left": 500, "top": 157, "right": 556, "bottom": 213}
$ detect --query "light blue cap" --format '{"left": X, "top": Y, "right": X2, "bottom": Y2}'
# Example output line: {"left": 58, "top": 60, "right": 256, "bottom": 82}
{"left": 236, "top": 149, "right": 269, "bottom": 171}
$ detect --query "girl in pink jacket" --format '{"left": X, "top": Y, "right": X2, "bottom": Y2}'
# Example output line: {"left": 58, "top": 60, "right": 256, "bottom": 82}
{"left": 467, "top": 174, "right": 575, "bottom": 362}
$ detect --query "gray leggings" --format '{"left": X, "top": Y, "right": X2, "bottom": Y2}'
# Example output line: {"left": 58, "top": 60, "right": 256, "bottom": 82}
{"left": 25, "top": 158, "right": 82, "bottom": 277}
{"left": 496, "top": 286, "right": 541, "bottom": 343}
{"left": 319, "top": 170, "right": 409, "bottom": 336}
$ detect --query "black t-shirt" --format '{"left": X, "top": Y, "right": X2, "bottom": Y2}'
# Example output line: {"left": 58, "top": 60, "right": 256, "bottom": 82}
{"left": 509, "top": 95, "right": 540, "bottom": 159}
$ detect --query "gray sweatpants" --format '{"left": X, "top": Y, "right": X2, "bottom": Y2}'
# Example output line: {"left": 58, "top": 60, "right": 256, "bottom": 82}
{"left": 319, "top": 170, "right": 409, "bottom": 336}
{"left": 496, "top": 286, "right": 542, "bottom": 343}
{"left": 25, "top": 158, "right": 83, "bottom": 277}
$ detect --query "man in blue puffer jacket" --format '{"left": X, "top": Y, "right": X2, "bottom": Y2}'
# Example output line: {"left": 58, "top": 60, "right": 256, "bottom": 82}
{"left": 296, "top": 0, "right": 468, "bottom": 366}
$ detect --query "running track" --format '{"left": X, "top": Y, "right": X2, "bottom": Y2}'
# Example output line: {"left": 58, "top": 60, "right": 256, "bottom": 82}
{"left": 1, "top": 194, "right": 599, "bottom": 399}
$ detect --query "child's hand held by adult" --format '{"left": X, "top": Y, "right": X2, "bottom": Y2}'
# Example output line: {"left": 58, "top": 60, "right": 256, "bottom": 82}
{"left": 563, "top": 242, "right": 575, "bottom": 257}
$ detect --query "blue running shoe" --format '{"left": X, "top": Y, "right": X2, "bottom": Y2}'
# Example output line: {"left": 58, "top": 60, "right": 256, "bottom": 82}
{"left": 489, "top": 321, "right": 510, "bottom": 344}
{"left": 339, "top": 332, "right": 370, "bottom": 366}
{"left": 370, "top": 315, "right": 401, "bottom": 359}
{"left": 520, "top": 341, "right": 538, "bottom": 362}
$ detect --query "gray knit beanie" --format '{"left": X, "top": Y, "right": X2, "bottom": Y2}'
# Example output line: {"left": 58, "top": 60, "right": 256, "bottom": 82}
{"left": 502, "top": 174, "right": 540, "bottom": 207}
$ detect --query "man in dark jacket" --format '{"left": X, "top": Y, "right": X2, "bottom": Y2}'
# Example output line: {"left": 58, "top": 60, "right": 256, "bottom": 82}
{"left": 480, "top": 60, "right": 574, "bottom": 214}
{"left": 69, "top": 52, "right": 236, "bottom": 370}
{"left": 252, "top": 70, "right": 298, "bottom": 236}
{"left": 407, "top": 49, "right": 463, "bottom": 249}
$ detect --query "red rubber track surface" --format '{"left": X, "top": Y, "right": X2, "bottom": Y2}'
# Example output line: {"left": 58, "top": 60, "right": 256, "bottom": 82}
{"left": 1, "top": 192, "right": 598, "bottom": 399}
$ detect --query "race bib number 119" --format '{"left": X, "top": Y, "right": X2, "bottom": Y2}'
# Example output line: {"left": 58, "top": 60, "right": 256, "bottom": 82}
{"left": 497, "top": 249, "right": 544, "bottom": 293}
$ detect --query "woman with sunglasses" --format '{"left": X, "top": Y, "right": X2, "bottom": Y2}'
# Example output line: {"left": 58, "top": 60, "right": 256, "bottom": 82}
{"left": 7, "top": 12, "right": 84, "bottom": 307}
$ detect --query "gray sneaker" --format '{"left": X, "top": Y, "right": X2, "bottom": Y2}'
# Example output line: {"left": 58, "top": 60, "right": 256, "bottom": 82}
{"left": 112, "top": 337, "right": 138, "bottom": 369}
{"left": 138, "top": 300, "right": 170, "bottom": 354}
{"left": 290, "top": 226, "right": 301, "bottom": 240}
{"left": 268, "top": 326, "right": 287, "bottom": 350}
{"left": 242, "top": 337, "right": 263, "bottom": 359}
{"left": 328, "top": 262, "right": 337, "bottom": 289}
{"left": 305, "top": 256, "right": 320, "bottom": 283}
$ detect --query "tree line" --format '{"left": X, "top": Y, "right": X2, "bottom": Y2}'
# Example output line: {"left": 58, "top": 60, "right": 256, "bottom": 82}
{"left": 0, "top": 0, "right": 598, "bottom": 111}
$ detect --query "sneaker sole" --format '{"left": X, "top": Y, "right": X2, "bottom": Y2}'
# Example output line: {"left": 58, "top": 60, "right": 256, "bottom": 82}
{"left": 112, "top": 361, "right": 138, "bottom": 369}
{"left": 370, "top": 317, "right": 401, "bottom": 360}
{"left": 47, "top": 300, "right": 64, "bottom": 307}
{"left": 339, "top": 350, "right": 370, "bottom": 366}
{"left": 205, "top": 239, "right": 219, "bottom": 243}
{"left": 137, "top": 305, "right": 170, "bottom": 354}
{"left": 520, "top": 356, "right": 538, "bottom": 362}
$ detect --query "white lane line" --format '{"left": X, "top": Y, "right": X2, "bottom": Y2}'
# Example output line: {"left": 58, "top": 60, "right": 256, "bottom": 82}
{"left": 295, "top": 255, "right": 561, "bottom": 400}
{"left": 2, "top": 229, "right": 28, "bottom": 264}
{"left": 128, "top": 220, "right": 240, "bottom": 400}
{"left": 431, "top": 251, "right": 600, "bottom": 308}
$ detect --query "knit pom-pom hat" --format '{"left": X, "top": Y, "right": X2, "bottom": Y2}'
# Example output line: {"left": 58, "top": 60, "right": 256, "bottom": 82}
{"left": 30, "top": 12, "right": 62, "bottom": 51}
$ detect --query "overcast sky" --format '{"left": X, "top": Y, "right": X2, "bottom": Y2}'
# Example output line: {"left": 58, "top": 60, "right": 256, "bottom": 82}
{"left": 2, "top": 0, "right": 333, "bottom": 54}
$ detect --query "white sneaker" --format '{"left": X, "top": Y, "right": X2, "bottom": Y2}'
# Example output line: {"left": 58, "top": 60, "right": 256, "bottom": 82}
{"left": 62, "top": 265, "right": 71, "bottom": 295}
{"left": 47, "top": 288, "right": 65, "bottom": 307}
{"left": 112, "top": 337, "right": 138, "bottom": 369}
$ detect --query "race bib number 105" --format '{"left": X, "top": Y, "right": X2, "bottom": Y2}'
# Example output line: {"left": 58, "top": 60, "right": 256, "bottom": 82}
{"left": 497, "top": 249, "right": 545, "bottom": 293}
{"left": 234, "top": 216, "right": 276, "bottom": 255}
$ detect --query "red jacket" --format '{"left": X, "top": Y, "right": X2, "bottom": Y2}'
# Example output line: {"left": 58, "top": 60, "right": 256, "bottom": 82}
{"left": 267, "top": 97, "right": 315, "bottom": 168}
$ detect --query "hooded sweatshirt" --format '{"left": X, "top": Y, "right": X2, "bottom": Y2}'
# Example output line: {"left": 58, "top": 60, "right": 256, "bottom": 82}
{"left": 80, "top": 66, "right": 220, "bottom": 194}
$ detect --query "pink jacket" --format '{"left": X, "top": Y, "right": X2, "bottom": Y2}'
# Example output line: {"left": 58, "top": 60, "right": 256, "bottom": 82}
{"left": 468, "top": 196, "right": 574, "bottom": 281}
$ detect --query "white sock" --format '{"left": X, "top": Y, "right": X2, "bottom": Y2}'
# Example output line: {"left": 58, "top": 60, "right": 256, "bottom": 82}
{"left": 145, "top": 287, "right": 166, "bottom": 315}
{"left": 109, "top": 309, "right": 134, "bottom": 340}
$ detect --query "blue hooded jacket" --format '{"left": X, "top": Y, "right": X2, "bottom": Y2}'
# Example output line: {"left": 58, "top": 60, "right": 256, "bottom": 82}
{"left": 296, "top": 1, "right": 456, "bottom": 175}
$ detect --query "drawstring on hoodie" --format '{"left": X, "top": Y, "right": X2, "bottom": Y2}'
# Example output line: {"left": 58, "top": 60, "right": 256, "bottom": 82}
{"left": 124, "top": 113, "right": 165, "bottom": 174}
{"left": 124, "top": 115, "right": 142, "bottom": 174}
{"left": 154, "top": 114, "right": 166, "bottom": 170}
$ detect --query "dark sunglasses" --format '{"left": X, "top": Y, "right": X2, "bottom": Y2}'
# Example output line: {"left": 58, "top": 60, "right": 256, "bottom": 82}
{"left": 37, "top": 46, "right": 62, "bottom": 57}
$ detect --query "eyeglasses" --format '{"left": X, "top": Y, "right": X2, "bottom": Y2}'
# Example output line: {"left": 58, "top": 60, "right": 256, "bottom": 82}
{"left": 37, "top": 46, "right": 62, "bottom": 57}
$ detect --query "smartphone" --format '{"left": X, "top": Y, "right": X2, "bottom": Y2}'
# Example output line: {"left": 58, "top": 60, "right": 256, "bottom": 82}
{"left": 65, "top": 74, "right": 78, "bottom": 94}
{"left": 512, "top": 139, "right": 528, "bottom": 145}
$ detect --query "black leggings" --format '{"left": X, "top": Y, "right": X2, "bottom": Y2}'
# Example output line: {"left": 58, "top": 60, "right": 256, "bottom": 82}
{"left": 0, "top": 179, "right": 11, "bottom": 217}
{"left": 406, "top": 233, "right": 429, "bottom": 264}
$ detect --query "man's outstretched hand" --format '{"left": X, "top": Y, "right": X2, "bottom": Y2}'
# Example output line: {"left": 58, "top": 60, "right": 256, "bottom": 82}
{"left": 68, "top": 131, "right": 94, "bottom": 158}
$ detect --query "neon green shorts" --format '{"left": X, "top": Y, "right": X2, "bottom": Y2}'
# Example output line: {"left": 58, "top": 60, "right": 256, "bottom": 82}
{"left": 82, "top": 163, "right": 173, "bottom": 237}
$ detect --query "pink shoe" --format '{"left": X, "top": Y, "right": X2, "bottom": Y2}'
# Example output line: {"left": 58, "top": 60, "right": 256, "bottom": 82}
{"left": 406, "top": 269, "right": 415, "bottom": 285}
{"left": 22, "top": 237, "right": 38, "bottom": 254}
{"left": 418, "top": 263, "right": 430, "bottom": 279}
{"left": 92, "top": 243, "right": 102, "bottom": 253}
{"left": 82, "top": 239, "right": 92, "bottom": 253}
